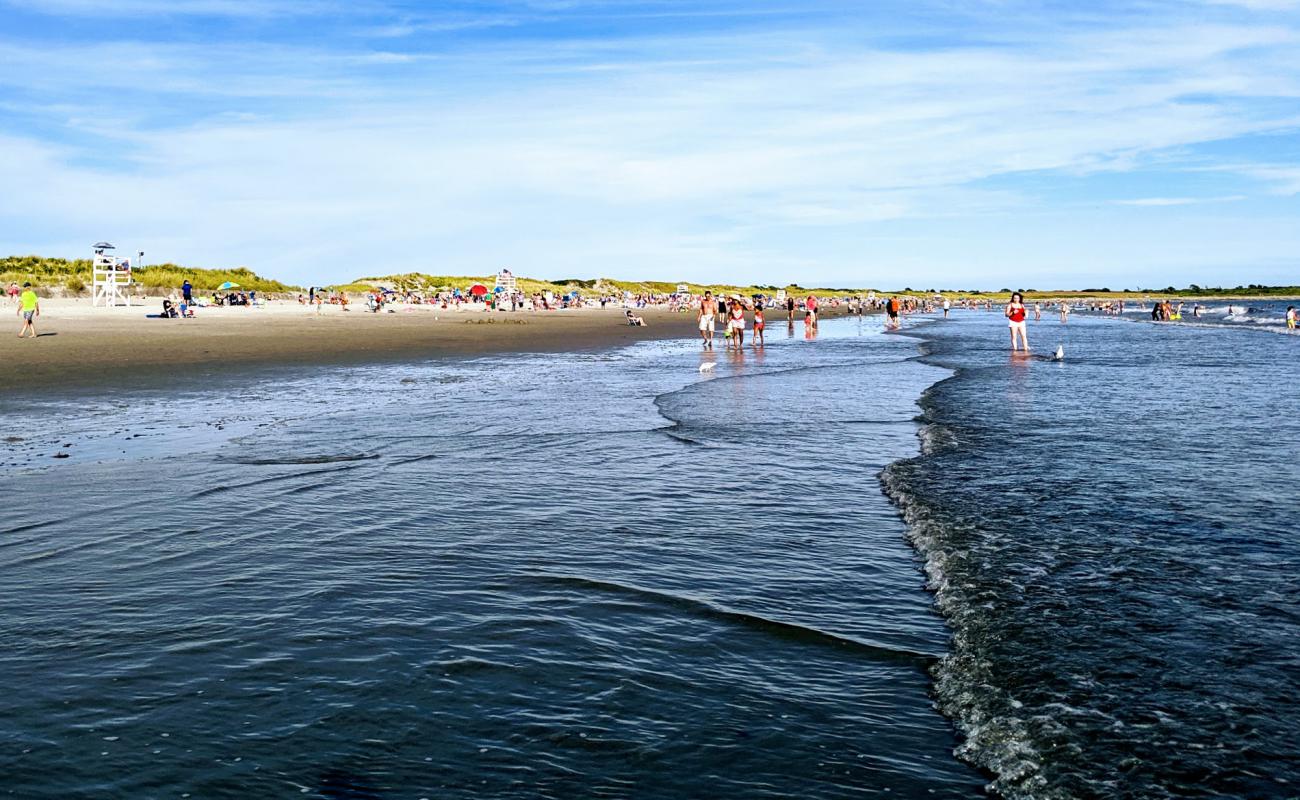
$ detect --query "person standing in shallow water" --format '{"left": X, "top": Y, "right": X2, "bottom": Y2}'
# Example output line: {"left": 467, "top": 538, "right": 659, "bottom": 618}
{"left": 727, "top": 299, "right": 746, "bottom": 349}
{"left": 1006, "top": 292, "right": 1030, "bottom": 352}
{"left": 697, "top": 291, "right": 717, "bottom": 349}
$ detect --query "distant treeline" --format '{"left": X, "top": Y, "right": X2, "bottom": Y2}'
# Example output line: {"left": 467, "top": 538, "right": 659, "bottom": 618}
{"left": 1, "top": 255, "right": 301, "bottom": 295}
{"left": 1145, "top": 284, "right": 1300, "bottom": 297}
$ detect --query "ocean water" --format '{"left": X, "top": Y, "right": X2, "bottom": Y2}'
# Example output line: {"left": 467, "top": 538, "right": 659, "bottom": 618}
{"left": 1, "top": 317, "right": 988, "bottom": 799}
{"left": 1112, "top": 298, "right": 1297, "bottom": 332}
{"left": 6, "top": 309, "right": 1296, "bottom": 799}
{"left": 885, "top": 309, "right": 1300, "bottom": 798}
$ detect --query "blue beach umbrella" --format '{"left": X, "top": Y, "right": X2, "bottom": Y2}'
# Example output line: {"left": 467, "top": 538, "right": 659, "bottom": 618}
{"left": 218, "top": 281, "right": 240, "bottom": 290}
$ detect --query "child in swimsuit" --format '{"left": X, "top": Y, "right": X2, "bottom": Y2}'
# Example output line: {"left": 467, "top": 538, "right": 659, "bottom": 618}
{"left": 752, "top": 307, "right": 765, "bottom": 347}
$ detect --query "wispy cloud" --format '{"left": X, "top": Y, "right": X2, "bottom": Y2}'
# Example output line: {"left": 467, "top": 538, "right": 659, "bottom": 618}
{"left": 1114, "top": 195, "right": 1248, "bottom": 205}
{"left": 0, "top": 0, "right": 347, "bottom": 17}
{"left": 1, "top": 0, "right": 1298, "bottom": 287}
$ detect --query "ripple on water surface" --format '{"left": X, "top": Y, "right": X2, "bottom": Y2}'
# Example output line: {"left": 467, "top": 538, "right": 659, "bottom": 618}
{"left": 1, "top": 318, "right": 984, "bottom": 798}
{"left": 885, "top": 311, "right": 1300, "bottom": 799}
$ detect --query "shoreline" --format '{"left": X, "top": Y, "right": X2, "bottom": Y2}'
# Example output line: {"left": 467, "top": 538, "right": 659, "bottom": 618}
{"left": 0, "top": 299, "right": 865, "bottom": 395}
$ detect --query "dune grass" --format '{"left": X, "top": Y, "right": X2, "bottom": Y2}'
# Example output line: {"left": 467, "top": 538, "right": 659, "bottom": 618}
{"left": 7, "top": 255, "right": 1295, "bottom": 301}
{"left": 1, "top": 255, "right": 300, "bottom": 296}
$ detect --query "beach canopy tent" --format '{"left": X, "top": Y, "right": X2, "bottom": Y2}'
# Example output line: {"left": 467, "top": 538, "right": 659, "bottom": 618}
{"left": 218, "top": 281, "right": 240, "bottom": 290}
{"left": 469, "top": 283, "right": 488, "bottom": 297}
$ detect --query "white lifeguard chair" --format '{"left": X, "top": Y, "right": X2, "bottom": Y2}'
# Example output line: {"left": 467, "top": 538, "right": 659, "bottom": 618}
{"left": 91, "top": 242, "right": 133, "bottom": 307}
{"left": 496, "top": 268, "right": 517, "bottom": 293}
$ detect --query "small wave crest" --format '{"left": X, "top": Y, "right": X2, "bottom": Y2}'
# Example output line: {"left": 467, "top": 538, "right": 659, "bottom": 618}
{"left": 881, "top": 458, "right": 1057, "bottom": 798}
{"left": 523, "top": 573, "right": 939, "bottom": 667}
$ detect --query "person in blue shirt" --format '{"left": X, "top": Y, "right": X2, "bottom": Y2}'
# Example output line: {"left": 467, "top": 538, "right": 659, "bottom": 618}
{"left": 181, "top": 280, "right": 192, "bottom": 304}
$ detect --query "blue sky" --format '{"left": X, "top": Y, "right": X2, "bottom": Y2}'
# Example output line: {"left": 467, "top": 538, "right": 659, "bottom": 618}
{"left": 1, "top": 0, "right": 1297, "bottom": 289}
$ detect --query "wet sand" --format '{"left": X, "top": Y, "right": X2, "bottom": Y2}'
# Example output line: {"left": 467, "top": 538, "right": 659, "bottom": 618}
{"left": 1, "top": 299, "right": 851, "bottom": 394}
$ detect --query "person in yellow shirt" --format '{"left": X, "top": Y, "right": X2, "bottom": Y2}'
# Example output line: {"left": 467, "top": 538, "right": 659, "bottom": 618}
{"left": 17, "top": 282, "right": 39, "bottom": 338}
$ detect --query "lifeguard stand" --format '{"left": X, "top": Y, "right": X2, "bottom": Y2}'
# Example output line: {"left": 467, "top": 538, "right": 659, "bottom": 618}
{"left": 496, "top": 269, "right": 517, "bottom": 293}
{"left": 91, "top": 242, "right": 133, "bottom": 307}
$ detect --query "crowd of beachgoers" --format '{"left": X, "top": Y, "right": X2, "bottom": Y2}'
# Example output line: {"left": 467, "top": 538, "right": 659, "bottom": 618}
{"left": 7, "top": 277, "right": 1297, "bottom": 339}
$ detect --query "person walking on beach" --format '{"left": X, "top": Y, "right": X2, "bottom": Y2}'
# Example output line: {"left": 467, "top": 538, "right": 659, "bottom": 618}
{"left": 942, "top": 297, "right": 951, "bottom": 318}
{"left": 1034, "top": 302, "right": 1042, "bottom": 321}
{"left": 698, "top": 291, "right": 717, "bottom": 349}
{"left": 6, "top": 282, "right": 18, "bottom": 306}
{"left": 1059, "top": 302, "right": 1070, "bottom": 324}
{"left": 181, "top": 279, "right": 193, "bottom": 306}
{"left": 1006, "top": 292, "right": 1030, "bottom": 352}
{"left": 17, "top": 282, "right": 39, "bottom": 338}
{"left": 752, "top": 304, "right": 765, "bottom": 347}
{"left": 786, "top": 295, "right": 796, "bottom": 323}
{"left": 806, "top": 293, "right": 819, "bottom": 326}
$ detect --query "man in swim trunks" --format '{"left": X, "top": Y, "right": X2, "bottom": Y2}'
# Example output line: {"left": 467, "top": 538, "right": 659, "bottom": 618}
{"left": 17, "top": 282, "right": 39, "bottom": 338}
{"left": 697, "top": 290, "right": 717, "bottom": 348}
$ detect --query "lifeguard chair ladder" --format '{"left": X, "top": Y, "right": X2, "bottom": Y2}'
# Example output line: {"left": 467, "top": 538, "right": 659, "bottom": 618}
{"left": 91, "top": 242, "right": 133, "bottom": 307}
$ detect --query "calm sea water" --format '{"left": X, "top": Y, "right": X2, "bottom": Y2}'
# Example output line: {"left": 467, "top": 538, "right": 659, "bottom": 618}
{"left": 885, "top": 308, "right": 1300, "bottom": 798}
{"left": 1, "top": 317, "right": 986, "bottom": 798}
{"left": 5, "top": 308, "right": 1296, "bottom": 799}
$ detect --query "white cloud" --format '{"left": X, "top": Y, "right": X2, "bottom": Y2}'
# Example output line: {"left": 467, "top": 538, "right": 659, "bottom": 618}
{"left": 2, "top": 13, "right": 1299, "bottom": 286}
{"left": 0, "top": 0, "right": 348, "bottom": 16}
{"left": 1114, "top": 195, "right": 1248, "bottom": 205}
{"left": 1243, "top": 165, "right": 1300, "bottom": 193}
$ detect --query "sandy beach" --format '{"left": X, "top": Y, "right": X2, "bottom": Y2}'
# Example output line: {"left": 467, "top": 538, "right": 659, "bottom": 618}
{"left": 0, "top": 298, "right": 855, "bottom": 393}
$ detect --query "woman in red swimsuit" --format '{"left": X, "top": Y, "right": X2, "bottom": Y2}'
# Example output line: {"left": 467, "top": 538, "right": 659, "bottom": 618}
{"left": 1006, "top": 291, "right": 1029, "bottom": 352}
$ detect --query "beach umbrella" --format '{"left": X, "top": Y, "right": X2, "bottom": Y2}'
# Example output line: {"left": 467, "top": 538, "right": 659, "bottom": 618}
{"left": 469, "top": 283, "right": 488, "bottom": 297}
{"left": 493, "top": 286, "right": 503, "bottom": 293}
{"left": 93, "top": 241, "right": 115, "bottom": 249}
{"left": 218, "top": 281, "right": 240, "bottom": 290}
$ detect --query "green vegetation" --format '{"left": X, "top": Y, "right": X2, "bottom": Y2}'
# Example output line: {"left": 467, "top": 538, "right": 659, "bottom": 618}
{"left": 349, "top": 272, "right": 883, "bottom": 299}
{"left": 1, "top": 255, "right": 301, "bottom": 295}
{"left": 1141, "top": 284, "right": 1300, "bottom": 297}
{"left": 7, "top": 255, "right": 1296, "bottom": 301}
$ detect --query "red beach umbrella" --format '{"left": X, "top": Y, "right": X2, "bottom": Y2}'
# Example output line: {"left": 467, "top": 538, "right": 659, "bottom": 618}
{"left": 469, "top": 283, "right": 488, "bottom": 297}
